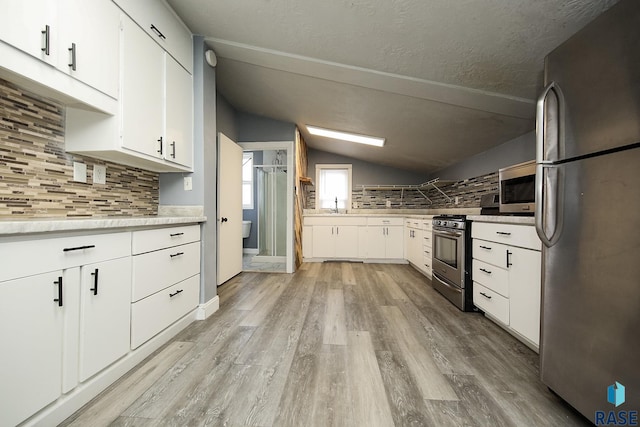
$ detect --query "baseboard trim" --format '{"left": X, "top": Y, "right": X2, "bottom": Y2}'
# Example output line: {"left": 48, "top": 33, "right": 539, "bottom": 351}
{"left": 196, "top": 295, "right": 220, "bottom": 320}
{"left": 24, "top": 309, "right": 198, "bottom": 427}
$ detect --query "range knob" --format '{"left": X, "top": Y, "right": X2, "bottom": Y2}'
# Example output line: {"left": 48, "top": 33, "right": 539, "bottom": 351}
{"left": 452, "top": 223, "right": 458, "bottom": 228}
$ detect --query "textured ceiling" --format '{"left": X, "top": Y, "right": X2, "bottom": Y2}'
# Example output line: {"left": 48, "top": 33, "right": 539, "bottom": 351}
{"left": 167, "top": 0, "right": 618, "bottom": 174}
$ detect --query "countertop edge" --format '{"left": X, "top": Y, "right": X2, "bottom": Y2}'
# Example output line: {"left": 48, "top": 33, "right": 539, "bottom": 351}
{"left": 0, "top": 216, "right": 207, "bottom": 236}
{"left": 466, "top": 215, "right": 535, "bottom": 225}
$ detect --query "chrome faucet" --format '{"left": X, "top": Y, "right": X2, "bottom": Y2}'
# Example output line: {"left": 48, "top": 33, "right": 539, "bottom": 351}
{"left": 332, "top": 197, "right": 339, "bottom": 213}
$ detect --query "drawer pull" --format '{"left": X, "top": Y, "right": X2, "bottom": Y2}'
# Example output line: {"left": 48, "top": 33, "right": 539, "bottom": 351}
{"left": 170, "top": 232, "right": 184, "bottom": 237}
{"left": 169, "top": 289, "right": 183, "bottom": 298}
{"left": 479, "top": 245, "right": 492, "bottom": 250}
{"left": 506, "top": 250, "right": 513, "bottom": 268}
{"left": 64, "top": 244, "right": 95, "bottom": 252}
{"left": 479, "top": 268, "right": 492, "bottom": 274}
{"left": 496, "top": 231, "right": 511, "bottom": 236}
{"left": 479, "top": 292, "right": 492, "bottom": 300}
{"left": 90, "top": 268, "right": 99, "bottom": 296}
{"left": 170, "top": 252, "right": 184, "bottom": 258}
{"left": 53, "top": 276, "right": 63, "bottom": 307}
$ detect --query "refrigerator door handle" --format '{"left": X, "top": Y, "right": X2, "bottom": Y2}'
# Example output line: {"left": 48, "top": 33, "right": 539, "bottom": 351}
{"left": 535, "top": 163, "right": 564, "bottom": 247}
{"left": 536, "top": 81, "right": 564, "bottom": 164}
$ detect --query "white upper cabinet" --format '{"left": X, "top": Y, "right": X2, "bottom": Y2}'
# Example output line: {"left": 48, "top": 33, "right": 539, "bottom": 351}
{"left": 113, "top": 0, "right": 193, "bottom": 73}
{"left": 0, "top": 0, "right": 120, "bottom": 106}
{"left": 58, "top": 0, "right": 120, "bottom": 98}
{"left": 165, "top": 56, "right": 193, "bottom": 167}
{"left": 121, "top": 15, "right": 165, "bottom": 160}
{"left": 0, "top": 0, "right": 58, "bottom": 65}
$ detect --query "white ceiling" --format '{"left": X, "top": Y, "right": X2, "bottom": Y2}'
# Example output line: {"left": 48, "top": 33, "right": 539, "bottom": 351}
{"left": 167, "top": 0, "right": 618, "bottom": 174}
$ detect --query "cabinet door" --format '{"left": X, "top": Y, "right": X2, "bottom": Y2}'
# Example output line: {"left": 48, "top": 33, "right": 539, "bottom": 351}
{"left": 409, "top": 228, "right": 423, "bottom": 265}
{"left": 312, "top": 226, "right": 334, "bottom": 258}
{"left": 121, "top": 15, "right": 164, "bottom": 158}
{"left": 0, "top": 1, "right": 57, "bottom": 65}
{"left": 385, "top": 226, "right": 404, "bottom": 259}
{"left": 335, "top": 225, "right": 359, "bottom": 258}
{"left": 58, "top": 0, "right": 120, "bottom": 98}
{"left": 79, "top": 257, "right": 132, "bottom": 382}
{"left": 0, "top": 271, "right": 64, "bottom": 427}
{"left": 165, "top": 57, "right": 193, "bottom": 168}
{"left": 366, "top": 226, "right": 386, "bottom": 259}
{"left": 508, "top": 246, "right": 542, "bottom": 345}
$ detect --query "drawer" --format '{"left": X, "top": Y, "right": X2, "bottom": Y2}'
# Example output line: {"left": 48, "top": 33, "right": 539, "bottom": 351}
{"left": 472, "top": 259, "right": 508, "bottom": 297}
{"left": 405, "top": 219, "right": 421, "bottom": 229}
{"left": 0, "top": 232, "right": 131, "bottom": 282}
{"left": 132, "top": 241, "right": 200, "bottom": 301}
{"left": 304, "top": 216, "right": 367, "bottom": 226}
{"left": 423, "top": 247, "right": 432, "bottom": 260}
{"left": 473, "top": 238, "right": 510, "bottom": 268}
{"left": 367, "top": 217, "right": 404, "bottom": 226}
{"left": 471, "top": 222, "right": 541, "bottom": 251}
{"left": 473, "top": 282, "right": 509, "bottom": 325}
{"left": 423, "top": 233, "right": 432, "bottom": 247}
{"left": 132, "top": 224, "right": 200, "bottom": 255}
{"left": 130, "top": 274, "right": 199, "bottom": 349}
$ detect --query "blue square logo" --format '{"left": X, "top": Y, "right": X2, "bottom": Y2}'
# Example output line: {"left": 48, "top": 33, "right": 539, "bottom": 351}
{"left": 608, "top": 382, "right": 626, "bottom": 407}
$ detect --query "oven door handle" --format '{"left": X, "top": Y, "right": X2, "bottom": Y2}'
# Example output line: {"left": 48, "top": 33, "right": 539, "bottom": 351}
{"left": 433, "top": 274, "right": 463, "bottom": 293}
{"left": 433, "top": 229, "right": 463, "bottom": 238}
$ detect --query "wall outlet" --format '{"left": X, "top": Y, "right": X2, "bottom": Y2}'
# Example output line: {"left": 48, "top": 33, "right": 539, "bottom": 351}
{"left": 184, "top": 176, "right": 193, "bottom": 191}
{"left": 93, "top": 165, "right": 106, "bottom": 184}
{"left": 386, "top": 200, "right": 392, "bottom": 208}
{"left": 73, "top": 162, "right": 87, "bottom": 183}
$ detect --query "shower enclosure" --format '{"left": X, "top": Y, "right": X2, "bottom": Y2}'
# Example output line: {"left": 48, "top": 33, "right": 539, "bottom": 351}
{"left": 254, "top": 162, "right": 287, "bottom": 262}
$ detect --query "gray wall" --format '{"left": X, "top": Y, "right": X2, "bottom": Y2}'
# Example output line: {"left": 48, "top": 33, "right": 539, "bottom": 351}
{"left": 216, "top": 93, "right": 238, "bottom": 142}
{"left": 428, "top": 131, "right": 535, "bottom": 181}
{"left": 159, "top": 36, "right": 218, "bottom": 303}
{"left": 307, "top": 148, "right": 429, "bottom": 188}
{"left": 236, "top": 112, "right": 296, "bottom": 142}
{"left": 242, "top": 150, "right": 262, "bottom": 249}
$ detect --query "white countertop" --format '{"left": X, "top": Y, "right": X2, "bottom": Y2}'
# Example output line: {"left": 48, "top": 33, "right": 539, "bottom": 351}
{"left": 304, "top": 208, "right": 480, "bottom": 217}
{"left": 467, "top": 215, "right": 535, "bottom": 225}
{"left": 0, "top": 215, "right": 206, "bottom": 236}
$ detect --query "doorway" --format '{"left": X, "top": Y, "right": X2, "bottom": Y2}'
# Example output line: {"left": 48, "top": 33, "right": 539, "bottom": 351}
{"left": 239, "top": 142, "right": 294, "bottom": 273}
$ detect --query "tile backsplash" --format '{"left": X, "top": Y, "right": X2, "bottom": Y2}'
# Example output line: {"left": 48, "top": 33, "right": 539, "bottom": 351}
{"left": 306, "top": 172, "right": 498, "bottom": 210}
{"left": 0, "top": 78, "right": 159, "bottom": 218}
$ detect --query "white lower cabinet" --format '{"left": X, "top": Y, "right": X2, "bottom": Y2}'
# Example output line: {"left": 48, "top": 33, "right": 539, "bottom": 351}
{"left": 472, "top": 222, "right": 541, "bottom": 349}
{"left": 405, "top": 219, "right": 423, "bottom": 269}
{"left": 306, "top": 217, "right": 365, "bottom": 259}
{"left": 365, "top": 217, "right": 404, "bottom": 260}
{"left": 0, "top": 271, "right": 64, "bottom": 427}
{"left": 78, "top": 257, "right": 132, "bottom": 382}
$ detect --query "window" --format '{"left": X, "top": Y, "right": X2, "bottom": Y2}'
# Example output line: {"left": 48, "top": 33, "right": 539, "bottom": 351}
{"left": 242, "top": 153, "right": 253, "bottom": 209}
{"left": 316, "top": 164, "right": 352, "bottom": 210}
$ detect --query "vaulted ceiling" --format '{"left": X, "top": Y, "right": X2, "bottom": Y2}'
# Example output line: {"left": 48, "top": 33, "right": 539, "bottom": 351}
{"left": 167, "top": 0, "right": 618, "bottom": 173}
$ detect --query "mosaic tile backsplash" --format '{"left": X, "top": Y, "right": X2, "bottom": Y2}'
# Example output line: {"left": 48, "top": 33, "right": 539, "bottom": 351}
{"left": 306, "top": 172, "right": 498, "bottom": 210}
{"left": 0, "top": 79, "right": 159, "bottom": 218}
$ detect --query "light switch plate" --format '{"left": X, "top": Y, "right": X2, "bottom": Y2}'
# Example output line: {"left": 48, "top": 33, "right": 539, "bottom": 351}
{"left": 73, "top": 162, "right": 87, "bottom": 183}
{"left": 184, "top": 176, "right": 193, "bottom": 191}
{"left": 93, "top": 165, "right": 106, "bottom": 184}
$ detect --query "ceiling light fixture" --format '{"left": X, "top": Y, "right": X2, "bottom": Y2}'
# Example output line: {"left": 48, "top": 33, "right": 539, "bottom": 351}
{"left": 306, "top": 125, "right": 385, "bottom": 147}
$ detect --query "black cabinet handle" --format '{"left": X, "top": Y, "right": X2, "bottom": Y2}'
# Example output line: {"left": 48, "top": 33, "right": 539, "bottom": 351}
{"left": 170, "top": 232, "right": 184, "bottom": 237}
{"left": 90, "top": 268, "right": 99, "bottom": 296}
{"left": 221, "top": 217, "right": 228, "bottom": 223}
{"left": 479, "top": 245, "right": 492, "bottom": 250}
{"left": 170, "top": 141, "right": 176, "bottom": 158}
{"left": 169, "top": 289, "right": 183, "bottom": 298}
{"left": 506, "top": 250, "right": 513, "bottom": 268}
{"left": 479, "top": 292, "right": 492, "bottom": 300}
{"left": 41, "top": 25, "right": 50, "bottom": 55}
{"left": 53, "top": 276, "right": 63, "bottom": 306}
{"left": 170, "top": 252, "right": 184, "bottom": 258}
{"left": 63, "top": 244, "right": 95, "bottom": 252}
{"left": 68, "top": 42, "right": 77, "bottom": 71}
{"left": 157, "top": 136, "right": 163, "bottom": 155}
{"left": 479, "top": 268, "right": 492, "bottom": 274}
{"left": 496, "top": 231, "right": 511, "bottom": 236}
{"left": 150, "top": 24, "right": 166, "bottom": 40}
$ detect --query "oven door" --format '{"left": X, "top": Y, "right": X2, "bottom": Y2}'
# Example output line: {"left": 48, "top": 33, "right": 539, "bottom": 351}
{"left": 432, "top": 227, "right": 465, "bottom": 287}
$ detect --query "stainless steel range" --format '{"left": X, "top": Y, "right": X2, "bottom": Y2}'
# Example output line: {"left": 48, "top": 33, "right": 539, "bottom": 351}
{"left": 431, "top": 215, "right": 474, "bottom": 311}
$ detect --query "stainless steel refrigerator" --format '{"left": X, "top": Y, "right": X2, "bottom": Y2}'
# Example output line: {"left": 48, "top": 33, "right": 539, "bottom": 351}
{"left": 536, "top": 0, "right": 640, "bottom": 422}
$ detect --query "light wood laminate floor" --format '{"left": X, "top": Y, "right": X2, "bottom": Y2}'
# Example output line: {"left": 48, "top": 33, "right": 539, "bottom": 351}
{"left": 62, "top": 263, "right": 590, "bottom": 426}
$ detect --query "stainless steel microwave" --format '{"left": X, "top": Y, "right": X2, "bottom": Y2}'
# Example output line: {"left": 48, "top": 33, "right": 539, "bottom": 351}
{"left": 499, "top": 160, "right": 536, "bottom": 214}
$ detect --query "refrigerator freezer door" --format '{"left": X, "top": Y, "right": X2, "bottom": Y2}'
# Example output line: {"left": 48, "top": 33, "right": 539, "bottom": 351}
{"left": 543, "top": 0, "right": 640, "bottom": 160}
{"left": 540, "top": 147, "right": 640, "bottom": 422}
